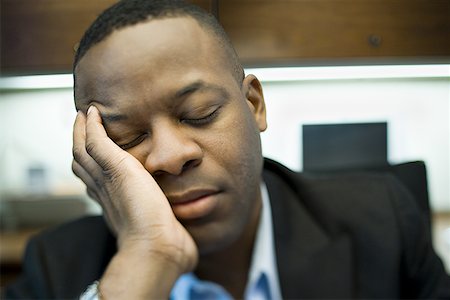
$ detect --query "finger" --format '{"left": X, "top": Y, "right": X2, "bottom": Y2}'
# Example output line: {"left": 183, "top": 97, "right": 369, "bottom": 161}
{"left": 86, "top": 186, "right": 101, "bottom": 204}
{"left": 72, "top": 110, "right": 87, "bottom": 162}
{"left": 88, "top": 191, "right": 118, "bottom": 235}
{"left": 72, "top": 159, "right": 110, "bottom": 219}
{"left": 85, "top": 187, "right": 118, "bottom": 235}
{"left": 80, "top": 169, "right": 119, "bottom": 235}
{"left": 86, "top": 187, "right": 119, "bottom": 236}
{"left": 72, "top": 111, "right": 103, "bottom": 179}
{"left": 85, "top": 106, "right": 131, "bottom": 171}
{"left": 72, "top": 159, "right": 103, "bottom": 191}
{"left": 72, "top": 159, "right": 113, "bottom": 230}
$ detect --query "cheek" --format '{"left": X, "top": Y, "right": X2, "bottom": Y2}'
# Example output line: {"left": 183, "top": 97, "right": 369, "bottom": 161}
{"left": 207, "top": 105, "right": 263, "bottom": 185}
{"left": 125, "top": 140, "right": 151, "bottom": 165}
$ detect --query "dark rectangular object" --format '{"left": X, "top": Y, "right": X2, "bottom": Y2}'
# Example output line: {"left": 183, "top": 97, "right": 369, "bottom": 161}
{"left": 302, "top": 122, "right": 388, "bottom": 171}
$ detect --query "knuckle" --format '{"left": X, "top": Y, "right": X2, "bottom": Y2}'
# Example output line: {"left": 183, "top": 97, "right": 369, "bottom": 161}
{"left": 72, "top": 146, "right": 84, "bottom": 161}
{"left": 102, "top": 167, "right": 121, "bottom": 185}
{"left": 114, "top": 155, "right": 129, "bottom": 170}
{"left": 85, "top": 140, "right": 97, "bottom": 156}
{"left": 71, "top": 160, "right": 79, "bottom": 175}
{"left": 102, "top": 155, "right": 128, "bottom": 179}
{"left": 93, "top": 176, "right": 104, "bottom": 189}
{"left": 86, "top": 188, "right": 100, "bottom": 202}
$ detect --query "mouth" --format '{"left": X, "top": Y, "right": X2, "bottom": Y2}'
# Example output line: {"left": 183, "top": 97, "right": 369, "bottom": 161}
{"left": 168, "top": 189, "right": 221, "bottom": 220}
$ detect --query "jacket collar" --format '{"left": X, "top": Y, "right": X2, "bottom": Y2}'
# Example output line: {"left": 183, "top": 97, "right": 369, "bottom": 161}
{"left": 263, "top": 159, "right": 355, "bottom": 298}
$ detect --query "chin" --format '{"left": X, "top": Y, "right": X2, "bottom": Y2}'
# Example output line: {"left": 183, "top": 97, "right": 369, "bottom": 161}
{"left": 186, "top": 221, "right": 243, "bottom": 256}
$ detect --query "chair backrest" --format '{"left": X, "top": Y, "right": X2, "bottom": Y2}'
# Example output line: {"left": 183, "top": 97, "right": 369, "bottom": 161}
{"left": 365, "top": 161, "right": 431, "bottom": 228}
{"left": 306, "top": 161, "right": 431, "bottom": 231}
{"left": 302, "top": 122, "right": 388, "bottom": 171}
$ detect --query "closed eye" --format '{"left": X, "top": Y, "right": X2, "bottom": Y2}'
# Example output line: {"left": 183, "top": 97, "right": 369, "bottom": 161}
{"left": 117, "top": 133, "right": 148, "bottom": 150}
{"left": 181, "top": 107, "right": 221, "bottom": 126}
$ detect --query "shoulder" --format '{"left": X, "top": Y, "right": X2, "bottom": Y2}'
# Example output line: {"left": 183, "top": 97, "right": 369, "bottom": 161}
{"left": 264, "top": 158, "right": 450, "bottom": 297}
{"left": 263, "top": 157, "right": 416, "bottom": 234}
{"left": 263, "top": 157, "right": 406, "bottom": 207}
{"left": 26, "top": 216, "right": 113, "bottom": 253}
{"left": 31, "top": 215, "right": 112, "bottom": 246}
{"left": 26, "top": 215, "right": 116, "bottom": 273}
{"left": 5, "top": 216, "right": 116, "bottom": 299}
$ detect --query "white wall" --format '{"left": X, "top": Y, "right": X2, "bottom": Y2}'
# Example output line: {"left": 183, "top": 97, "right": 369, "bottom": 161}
{"left": 0, "top": 72, "right": 449, "bottom": 211}
{"left": 0, "top": 89, "right": 82, "bottom": 195}
{"left": 259, "top": 78, "right": 450, "bottom": 211}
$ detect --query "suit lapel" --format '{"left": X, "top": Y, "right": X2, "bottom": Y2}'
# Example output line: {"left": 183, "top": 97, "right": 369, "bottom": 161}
{"left": 263, "top": 163, "right": 355, "bottom": 298}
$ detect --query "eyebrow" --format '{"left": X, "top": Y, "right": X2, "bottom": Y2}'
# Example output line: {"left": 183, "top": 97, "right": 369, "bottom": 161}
{"left": 174, "top": 81, "right": 229, "bottom": 99}
{"left": 101, "top": 113, "right": 128, "bottom": 124}
{"left": 84, "top": 99, "right": 128, "bottom": 125}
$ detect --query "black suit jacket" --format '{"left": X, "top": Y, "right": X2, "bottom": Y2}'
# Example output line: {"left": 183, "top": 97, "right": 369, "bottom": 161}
{"left": 5, "top": 159, "right": 450, "bottom": 299}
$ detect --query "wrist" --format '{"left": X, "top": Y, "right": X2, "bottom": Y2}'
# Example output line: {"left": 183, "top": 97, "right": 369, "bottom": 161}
{"left": 99, "top": 241, "right": 186, "bottom": 299}
{"left": 118, "top": 232, "right": 197, "bottom": 273}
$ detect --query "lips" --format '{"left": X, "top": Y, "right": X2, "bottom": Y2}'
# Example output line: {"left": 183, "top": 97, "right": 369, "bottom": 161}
{"left": 167, "top": 189, "right": 221, "bottom": 220}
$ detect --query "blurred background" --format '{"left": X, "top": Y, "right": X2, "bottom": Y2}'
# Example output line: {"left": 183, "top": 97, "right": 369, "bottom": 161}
{"left": 1, "top": 0, "right": 449, "bottom": 288}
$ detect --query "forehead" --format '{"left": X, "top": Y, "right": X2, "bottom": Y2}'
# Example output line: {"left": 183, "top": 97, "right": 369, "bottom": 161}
{"left": 74, "top": 17, "right": 234, "bottom": 109}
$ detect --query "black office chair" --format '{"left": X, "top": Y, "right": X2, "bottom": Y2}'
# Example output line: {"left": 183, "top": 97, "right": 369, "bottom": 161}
{"left": 361, "top": 161, "right": 431, "bottom": 229}
{"left": 302, "top": 123, "right": 431, "bottom": 231}
{"left": 305, "top": 161, "right": 432, "bottom": 233}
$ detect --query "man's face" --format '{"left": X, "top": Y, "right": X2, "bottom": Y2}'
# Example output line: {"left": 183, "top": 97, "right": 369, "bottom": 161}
{"left": 74, "top": 17, "right": 267, "bottom": 254}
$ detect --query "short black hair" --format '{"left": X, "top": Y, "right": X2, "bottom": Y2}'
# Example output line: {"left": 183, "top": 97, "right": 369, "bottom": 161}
{"left": 73, "top": 0, "right": 244, "bottom": 83}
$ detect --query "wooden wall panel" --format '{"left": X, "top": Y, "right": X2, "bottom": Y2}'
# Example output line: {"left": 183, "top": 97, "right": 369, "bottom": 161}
{"left": 1, "top": 0, "right": 116, "bottom": 74}
{"left": 219, "top": 0, "right": 450, "bottom": 65}
{"left": 0, "top": 0, "right": 212, "bottom": 75}
{"left": 1, "top": 0, "right": 449, "bottom": 74}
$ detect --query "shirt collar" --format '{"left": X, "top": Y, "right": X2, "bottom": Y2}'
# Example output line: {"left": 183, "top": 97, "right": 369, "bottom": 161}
{"left": 244, "top": 181, "right": 282, "bottom": 300}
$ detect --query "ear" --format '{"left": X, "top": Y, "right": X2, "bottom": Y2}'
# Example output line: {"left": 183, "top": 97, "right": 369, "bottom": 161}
{"left": 242, "top": 74, "right": 267, "bottom": 132}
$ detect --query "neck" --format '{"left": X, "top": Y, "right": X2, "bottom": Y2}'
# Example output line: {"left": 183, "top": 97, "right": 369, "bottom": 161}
{"left": 195, "top": 194, "right": 262, "bottom": 298}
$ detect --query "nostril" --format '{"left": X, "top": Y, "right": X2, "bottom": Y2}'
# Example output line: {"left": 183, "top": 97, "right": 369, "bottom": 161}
{"left": 182, "top": 159, "right": 199, "bottom": 172}
{"left": 150, "top": 159, "right": 199, "bottom": 177}
{"left": 151, "top": 170, "right": 165, "bottom": 177}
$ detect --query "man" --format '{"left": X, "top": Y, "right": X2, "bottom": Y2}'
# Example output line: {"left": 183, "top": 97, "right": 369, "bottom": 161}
{"left": 5, "top": 0, "right": 450, "bottom": 299}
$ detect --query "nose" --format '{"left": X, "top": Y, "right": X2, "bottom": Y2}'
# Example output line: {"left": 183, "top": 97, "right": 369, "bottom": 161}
{"left": 144, "top": 123, "right": 203, "bottom": 176}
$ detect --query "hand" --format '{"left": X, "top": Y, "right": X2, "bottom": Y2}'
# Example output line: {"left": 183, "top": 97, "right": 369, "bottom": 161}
{"left": 72, "top": 106, "right": 198, "bottom": 298}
